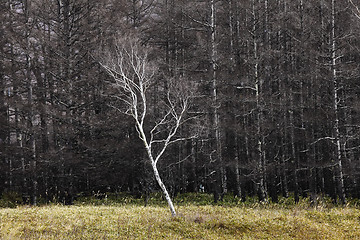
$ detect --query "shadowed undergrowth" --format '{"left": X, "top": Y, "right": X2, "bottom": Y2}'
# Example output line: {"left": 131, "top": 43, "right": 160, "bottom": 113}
{"left": 0, "top": 204, "right": 360, "bottom": 239}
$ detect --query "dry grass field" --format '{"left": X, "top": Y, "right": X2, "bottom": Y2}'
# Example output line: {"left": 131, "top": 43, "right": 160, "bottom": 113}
{"left": 0, "top": 204, "right": 360, "bottom": 239}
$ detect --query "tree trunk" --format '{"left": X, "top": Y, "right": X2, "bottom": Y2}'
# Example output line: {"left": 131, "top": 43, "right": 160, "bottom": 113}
{"left": 190, "top": 139, "right": 198, "bottom": 192}
{"left": 234, "top": 135, "right": 242, "bottom": 198}
{"left": 24, "top": 0, "right": 37, "bottom": 206}
{"left": 252, "top": 0, "right": 266, "bottom": 202}
{"left": 330, "top": 0, "right": 346, "bottom": 204}
{"left": 151, "top": 162, "right": 176, "bottom": 216}
{"left": 289, "top": 92, "right": 299, "bottom": 203}
{"left": 210, "top": 0, "right": 226, "bottom": 201}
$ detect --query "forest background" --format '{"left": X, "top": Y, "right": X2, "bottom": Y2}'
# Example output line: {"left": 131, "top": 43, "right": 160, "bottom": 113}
{"left": 1, "top": 0, "right": 360, "bottom": 207}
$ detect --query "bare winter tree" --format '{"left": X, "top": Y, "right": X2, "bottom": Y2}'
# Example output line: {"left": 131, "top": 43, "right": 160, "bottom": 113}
{"left": 98, "top": 36, "right": 192, "bottom": 217}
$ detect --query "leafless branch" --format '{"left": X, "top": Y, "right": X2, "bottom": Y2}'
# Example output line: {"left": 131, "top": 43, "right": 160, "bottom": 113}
{"left": 310, "top": 137, "right": 336, "bottom": 145}
{"left": 350, "top": 0, "right": 360, "bottom": 20}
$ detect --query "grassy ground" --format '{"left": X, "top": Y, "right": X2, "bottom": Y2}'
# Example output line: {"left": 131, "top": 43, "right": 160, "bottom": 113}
{"left": 0, "top": 204, "right": 360, "bottom": 239}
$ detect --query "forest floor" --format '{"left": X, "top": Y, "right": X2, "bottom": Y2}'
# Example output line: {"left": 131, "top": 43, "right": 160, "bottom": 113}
{"left": 0, "top": 201, "right": 360, "bottom": 239}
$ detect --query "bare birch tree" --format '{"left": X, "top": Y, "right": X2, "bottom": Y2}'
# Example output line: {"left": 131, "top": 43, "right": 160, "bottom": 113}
{"left": 98, "top": 36, "right": 192, "bottom": 217}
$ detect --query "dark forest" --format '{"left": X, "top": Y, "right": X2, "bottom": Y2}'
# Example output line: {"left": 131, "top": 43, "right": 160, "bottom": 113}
{"left": 1, "top": 0, "right": 360, "bottom": 207}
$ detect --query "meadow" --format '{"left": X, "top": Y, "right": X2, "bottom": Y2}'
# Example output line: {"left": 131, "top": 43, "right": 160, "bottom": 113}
{"left": 0, "top": 194, "right": 360, "bottom": 239}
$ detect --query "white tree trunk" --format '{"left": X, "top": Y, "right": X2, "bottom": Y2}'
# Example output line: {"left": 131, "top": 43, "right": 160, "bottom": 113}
{"left": 331, "top": 0, "right": 346, "bottom": 204}
{"left": 252, "top": 0, "right": 266, "bottom": 202}
{"left": 151, "top": 161, "right": 176, "bottom": 216}
{"left": 137, "top": 121, "right": 177, "bottom": 216}
{"left": 210, "top": 0, "right": 226, "bottom": 198}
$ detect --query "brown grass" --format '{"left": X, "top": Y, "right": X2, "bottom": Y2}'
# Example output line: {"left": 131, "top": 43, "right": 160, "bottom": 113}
{"left": 0, "top": 205, "right": 359, "bottom": 239}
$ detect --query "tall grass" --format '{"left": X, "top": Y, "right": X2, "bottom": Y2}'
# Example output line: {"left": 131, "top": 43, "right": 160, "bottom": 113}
{"left": 1, "top": 203, "right": 360, "bottom": 239}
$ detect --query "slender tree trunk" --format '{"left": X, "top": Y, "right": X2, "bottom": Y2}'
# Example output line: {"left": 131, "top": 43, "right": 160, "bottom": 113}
{"left": 27, "top": 59, "right": 37, "bottom": 205}
{"left": 252, "top": 0, "right": 266, "bottom": 202}
{"left": 280, "top": 67, "right": 289, "bottom": 198}
{"left": 24, "top": 0, "right": 37, "bottom": 206}
{"left": 135, "top": 110, "right": 177, "bottom": 216}
{"left": 309, "top": 128, "right": 317, "bottom": 205}
{"left": 228, "top": 0, "right": 235, "bottom": 73}
{"left": 330, "top": 0, "right": 346, "bottom": 204}
{"left": 228, "top": 0, "right": 241, "bottom": 198}
{"left": 151, "top": 162, "right": 176, "bottom": 216}
{"left": 234, "top": 135, "right": 242, "bottom": 198}
{"left": 191, "top": 139, "right": 197, "bottom": 192}
{"left": 210, "top": 0, "right": 226, "bottom": 201}
{"left": 289, "top": 90, "right": 299, "bottom": 203}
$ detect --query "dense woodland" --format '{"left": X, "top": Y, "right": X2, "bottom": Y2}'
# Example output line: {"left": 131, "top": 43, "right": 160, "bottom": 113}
{"left": 1, "top": 0, "right": 360, "bottom": 206}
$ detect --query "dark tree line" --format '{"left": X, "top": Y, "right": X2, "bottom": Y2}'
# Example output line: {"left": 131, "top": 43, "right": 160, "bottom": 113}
{"left": 1, "top": 0, "right": 360, "bottom": 205}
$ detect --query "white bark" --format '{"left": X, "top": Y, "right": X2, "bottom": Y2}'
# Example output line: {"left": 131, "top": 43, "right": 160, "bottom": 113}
{"left": 331, "top": 0, "right": 346, "bottom": 204}
{"left": 99, "top": 36, "right": 191, "bottom": 216}
{"left": 252, "top": 0, "right": 266, "bottom": 202}
{"left": 210, "top": 0, "right": 226, "bottom": 197}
